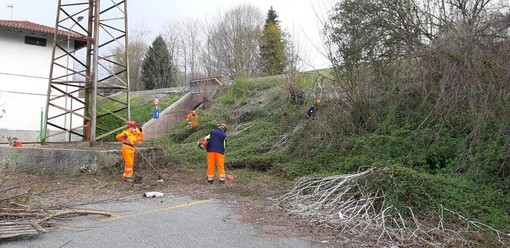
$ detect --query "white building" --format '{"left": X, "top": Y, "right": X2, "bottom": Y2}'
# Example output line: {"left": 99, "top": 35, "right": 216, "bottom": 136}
{"left": 0, "top": 20, "right": 84, "bottom": 143}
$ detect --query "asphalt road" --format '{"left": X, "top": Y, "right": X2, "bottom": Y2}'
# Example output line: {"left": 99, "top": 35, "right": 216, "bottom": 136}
{"left": 3, "top": 194, "right": 324, "bottom": 248}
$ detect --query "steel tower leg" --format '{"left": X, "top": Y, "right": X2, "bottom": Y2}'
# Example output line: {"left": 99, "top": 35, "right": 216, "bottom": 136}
{"left": 44, "top": 0, "right": 130, "bottom": 145}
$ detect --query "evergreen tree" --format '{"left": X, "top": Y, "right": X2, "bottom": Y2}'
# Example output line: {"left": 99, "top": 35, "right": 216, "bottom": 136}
{"left": 259, "top": 7, "right": 287, "bottom": 76}
{"left": 264, "top": 6, "right": 279, "bottom": 28}
{"left": 141, "top": 35, "right": 177, "bottom": 90}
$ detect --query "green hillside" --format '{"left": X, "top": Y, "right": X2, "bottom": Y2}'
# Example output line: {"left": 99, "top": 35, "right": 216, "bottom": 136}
{"left": 96, "top": 91, "right": 184, "bottom": 141}
{"left": 141, "top": 74, "right": 509, "bottom": 246}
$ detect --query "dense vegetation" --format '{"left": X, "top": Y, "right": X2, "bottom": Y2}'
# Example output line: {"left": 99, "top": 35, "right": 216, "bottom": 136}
{"left": 148, "top": 72, "right": 508, "bottom": 245}
{"left": 106, "top": 1, "right": 509, "bottom": 246}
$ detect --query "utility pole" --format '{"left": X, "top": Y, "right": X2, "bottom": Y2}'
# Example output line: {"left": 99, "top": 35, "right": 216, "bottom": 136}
{"left": 6, "top": 5, "right": 13, "bottom": 19}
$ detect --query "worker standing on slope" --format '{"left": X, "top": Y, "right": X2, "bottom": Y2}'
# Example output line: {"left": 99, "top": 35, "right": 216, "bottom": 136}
{"left": 116, "top": 121, "right": 144, "bottom": 182}
{"left": 185, "top": 110, "right": 199, "bottom": 129}
{"left": 203, "top": 123, "right": 228, "bottom": 184}
{"left": 306, "top": 98, "right": 321, "bottom": 120}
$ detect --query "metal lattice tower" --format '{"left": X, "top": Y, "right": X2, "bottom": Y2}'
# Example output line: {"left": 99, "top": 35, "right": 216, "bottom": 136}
{"left": 44, "top": 0, "right": 130, "bottom": 144}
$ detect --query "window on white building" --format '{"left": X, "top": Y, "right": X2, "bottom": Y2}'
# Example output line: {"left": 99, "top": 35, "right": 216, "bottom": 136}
{"left": 25, "top": 36, "right": 46, "bottom": 47}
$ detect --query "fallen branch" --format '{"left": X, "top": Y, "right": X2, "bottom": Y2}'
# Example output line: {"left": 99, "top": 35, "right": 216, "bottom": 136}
{"left": 0, "top": 192, "right": 31, "bottom": 203}
{"left": 38, "top": 209, "right": 112, "bottom": 223}
{"left": 0, "top": 221, "right": 46, "bottom": 239}
{"left": 0, "top": 185, "right": 74, "bottom": 203}
{"left": 0, "top": 208, "right": 33, "bottom": 212}
{"left": 278, "top": 167, "right": 510, "bottom": 247}
{"left": 0, "top": 212, "right": 42, "bottom": 218}
{"left": 9, "top": 202, "right": 29, "bottom": 208}
{"left": 0, "top": 182, "right": 41, "bottom": 194}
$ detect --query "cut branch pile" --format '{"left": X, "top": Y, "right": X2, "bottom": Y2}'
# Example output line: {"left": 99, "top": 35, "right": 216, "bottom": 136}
{"left": 0, "top": 172, "right": 113, "bottom": 241}
{"left": 0, "top": 207, "right": 112, "bottom": 240}
{"left": 0, "top": 221, "right": 46, "bottom": 239}
{"left": 278, "top": 167, "right": 510, "bottom": 247}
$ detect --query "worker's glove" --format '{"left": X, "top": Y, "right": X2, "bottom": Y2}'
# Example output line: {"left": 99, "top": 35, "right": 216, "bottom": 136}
{"left": 123, "top": 134, "right": 128, "bottom": 139}
{"left": 138, "top": 127, "right": 142, "bottom": 132}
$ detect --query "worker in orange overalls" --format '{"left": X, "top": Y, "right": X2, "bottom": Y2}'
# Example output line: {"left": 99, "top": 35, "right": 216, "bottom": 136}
{"left": 184, "top": 110, "right": 199, "bottom": 129}
{"left": 116, "top": 121, "right": 144, "bottom": 181}
{"left": 11, "top": 138, "right": 22, "bottom": 147}
{"left": 203, "top": 123, "right": 228, "bottom": 184}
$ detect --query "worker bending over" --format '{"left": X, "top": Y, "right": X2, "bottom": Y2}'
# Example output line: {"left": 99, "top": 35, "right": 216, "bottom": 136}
{"left": 185, "top": 110, "right": 199, "bottom": 129}
{"left": 203, "top": 123, "right": 228, "bottom": 184}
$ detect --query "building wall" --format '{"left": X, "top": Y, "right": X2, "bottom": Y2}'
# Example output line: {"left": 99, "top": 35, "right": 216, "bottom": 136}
{"left": 0, "top": 28, "right": 83, "bottom": 142}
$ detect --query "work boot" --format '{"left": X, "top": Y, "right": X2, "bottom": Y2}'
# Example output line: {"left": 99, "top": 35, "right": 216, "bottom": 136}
{"left": 219, "top": 180, "right": 225, "bottom": 184}
{"left": 208, "top": 179, "right": 214, "bottom": 184}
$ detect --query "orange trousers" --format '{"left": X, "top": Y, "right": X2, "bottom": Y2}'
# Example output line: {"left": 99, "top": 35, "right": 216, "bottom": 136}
{"left": 207, "top": 151, "right": 225, "bottom": 181}
{"left": 121, "top": 145, "right": 135, "bottom": 178}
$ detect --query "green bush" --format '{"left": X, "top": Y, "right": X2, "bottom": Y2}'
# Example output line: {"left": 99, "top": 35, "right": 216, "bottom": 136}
{"left": 363, "top": 166, "right": 510, "bottom": 231}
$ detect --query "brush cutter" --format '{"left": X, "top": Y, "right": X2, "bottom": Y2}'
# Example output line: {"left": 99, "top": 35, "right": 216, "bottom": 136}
{"left": 133, "top": 145, "right": 164, "bottom": 183}
{"left": 225, "top": 164, "right": 236, "bottom": 181}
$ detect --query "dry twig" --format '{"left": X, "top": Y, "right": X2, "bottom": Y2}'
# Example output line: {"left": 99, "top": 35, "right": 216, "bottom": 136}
{"left": 38, "top": 209, "right": 112, "bottom": 223}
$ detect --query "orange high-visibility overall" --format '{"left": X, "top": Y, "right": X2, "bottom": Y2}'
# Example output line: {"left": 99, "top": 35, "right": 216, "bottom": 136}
{"left": 207, "top": 151, "right": 225, "bottom": 181}
{"left": 185, "top": 112, "right": 199, "bottom": 129}
{"left": 203, "top": 128, "right": 227, "bottom": 182}
{"left": 116, "top": 128, "right": 144, "bottom": 179}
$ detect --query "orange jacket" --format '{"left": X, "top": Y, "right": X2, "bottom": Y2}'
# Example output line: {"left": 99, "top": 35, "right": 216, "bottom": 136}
{"left": 185, "top": 113, "right": 198, "bottom": 121}
{"left": 116, "top": 127, "right": 144, "bottom": 145}
{"left": 185, "top": 112, "right": 199, "bottom": 127}
{"left": 12, "top": 140, "right": 23, "bottom": 147}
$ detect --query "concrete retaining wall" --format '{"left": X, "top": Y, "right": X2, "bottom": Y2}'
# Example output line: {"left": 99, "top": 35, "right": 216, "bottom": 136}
{"left": 0, "top": 146, "right": 161, "bottom": 175}
{"left": 142, "top": 92, "right": 208, "bottom": 140}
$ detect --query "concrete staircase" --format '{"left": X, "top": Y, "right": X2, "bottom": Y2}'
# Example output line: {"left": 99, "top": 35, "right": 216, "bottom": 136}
{"left": 142, "top": 76, "right": 226, "bottom": 140}
{"left": 142, "top": 92, "right": 196, "bottom": 140}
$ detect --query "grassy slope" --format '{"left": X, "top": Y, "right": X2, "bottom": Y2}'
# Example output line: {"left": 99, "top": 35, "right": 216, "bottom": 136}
{"left": 96, "top": 91, "right": 184, "bottom": 141}
{"left": 128, "top": 75, "right": 508, "bottom": 243}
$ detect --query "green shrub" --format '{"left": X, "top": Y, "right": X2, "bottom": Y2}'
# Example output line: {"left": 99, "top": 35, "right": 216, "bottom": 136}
{"left": 362, "top": 166, "right": 510, "bottom": 231}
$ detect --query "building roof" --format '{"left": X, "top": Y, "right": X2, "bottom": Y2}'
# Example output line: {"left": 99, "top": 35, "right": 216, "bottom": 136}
{"left": 0, "top": 20, "right": 83, "bottom": 39}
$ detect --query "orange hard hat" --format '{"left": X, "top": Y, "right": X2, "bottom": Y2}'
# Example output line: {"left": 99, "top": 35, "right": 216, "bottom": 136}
{"left": 219, "top": 123, "right": 228, "bottom": 132}
{"left": 127, "top": 120, "right": 137, "bottom": 128}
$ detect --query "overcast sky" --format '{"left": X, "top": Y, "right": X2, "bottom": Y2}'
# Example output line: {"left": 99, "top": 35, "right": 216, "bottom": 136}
{"left": 0, "top": 0, "right": 333, "bottom": 69}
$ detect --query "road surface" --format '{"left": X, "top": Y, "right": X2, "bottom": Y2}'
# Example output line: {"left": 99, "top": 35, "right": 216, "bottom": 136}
{"left": 5, "top": 194, "right": 324, "bottom": 248}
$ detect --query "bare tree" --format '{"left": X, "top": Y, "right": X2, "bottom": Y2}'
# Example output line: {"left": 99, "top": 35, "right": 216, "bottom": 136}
{"left": 325, "top": 0, "right": 510, "bottom": 136}
{"left": 285, "top": 25, "right": 308, "bottom": 104}
{"left": 178, "top": 19, "right": 203, "bottom": 82}
{"left": 207, "top": 4, "right": 264, "bottom": 78}
{"left": 199, "top": 21, "right": 216, "bottom": 78}
{"left": 128, "top": 28, "right": 150, "bottom": 91}
{"left": 109, "top": 27, "right": 149, "bottom": 91}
